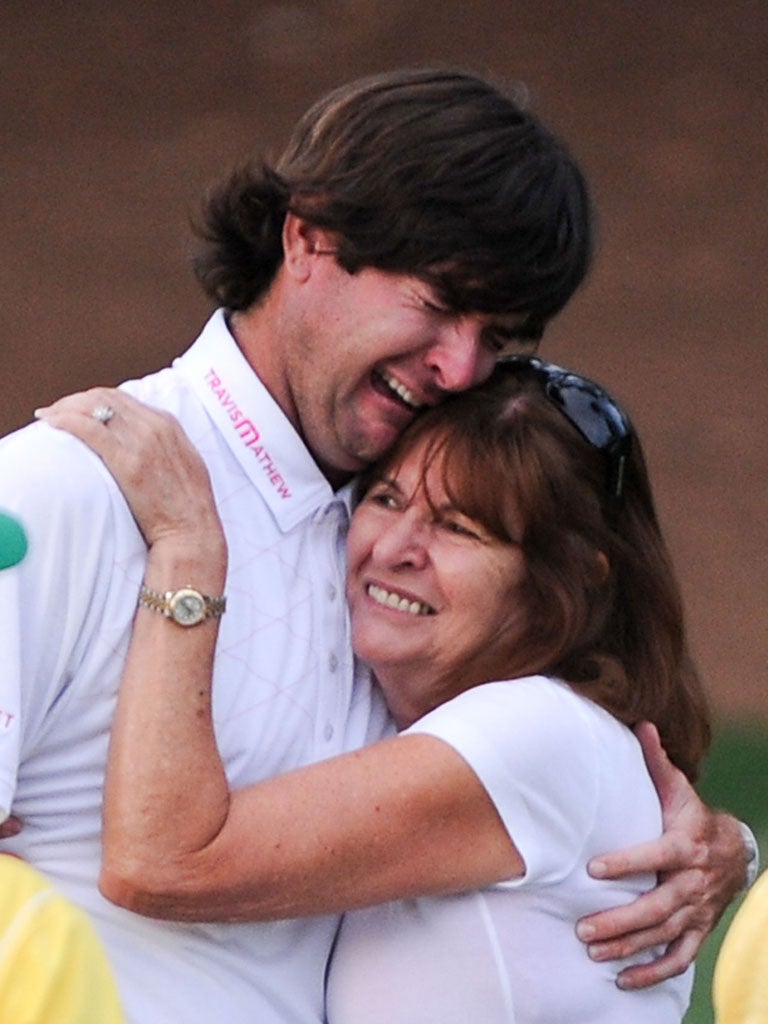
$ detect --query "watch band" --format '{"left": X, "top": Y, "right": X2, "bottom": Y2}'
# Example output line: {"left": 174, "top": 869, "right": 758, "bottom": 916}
{"left": 738, "top": 820, "right": 760, "bottom": 890}
{"left": 138, "top": 584, "right": 227, "bottom": 626}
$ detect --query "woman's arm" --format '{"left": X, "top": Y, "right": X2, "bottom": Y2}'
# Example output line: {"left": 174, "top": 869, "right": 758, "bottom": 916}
{"left": 36, "top": 389, "right": 755, "bottom": 973}
{"left": 106, "top": 536, "right": 521, "bottom": 920}
{"left": 105, "top": 548, "right": 520, "bottom": 921}
{"left": 35, "top": 388, "right": 521, "bottom": 922}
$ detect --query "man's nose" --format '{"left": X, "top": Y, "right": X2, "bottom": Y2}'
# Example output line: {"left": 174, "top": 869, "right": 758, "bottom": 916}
{"left": 425, "top": 317, "right": 495, "bottom": 393}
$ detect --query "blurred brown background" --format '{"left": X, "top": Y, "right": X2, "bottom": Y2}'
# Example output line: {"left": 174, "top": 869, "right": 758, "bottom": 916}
{"left": 2, "top": 1, "right": 766, "bottom": 720}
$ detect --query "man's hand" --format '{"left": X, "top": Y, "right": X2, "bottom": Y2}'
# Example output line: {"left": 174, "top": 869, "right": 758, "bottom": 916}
{"left": 575, "top": 722, "right": 749, "bottom": 989}
{"left": 0, "top": 815, "right": 21, "bottom": 840}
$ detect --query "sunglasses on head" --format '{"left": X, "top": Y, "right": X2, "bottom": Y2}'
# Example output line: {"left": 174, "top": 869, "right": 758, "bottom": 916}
{"left": 497, "top": 356, "right": 634, "bottom": 522}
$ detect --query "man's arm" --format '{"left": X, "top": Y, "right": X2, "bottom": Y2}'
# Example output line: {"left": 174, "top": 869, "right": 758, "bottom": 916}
{"left": 576, "top": 721, "right": 754, "bottom": 988}
{"left": 0, "top": 422, "right": 130, "bottom": 854}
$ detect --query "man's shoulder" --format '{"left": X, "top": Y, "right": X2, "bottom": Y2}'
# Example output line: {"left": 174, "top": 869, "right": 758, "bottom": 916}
{"left": 0, "top": 419, "right": 94, "bottom": 481}
{"left": 0, "top": 422, "right": 123, "bottom": 543}
{"left": 119, "top": 361, "right": 186, "bottom": 410}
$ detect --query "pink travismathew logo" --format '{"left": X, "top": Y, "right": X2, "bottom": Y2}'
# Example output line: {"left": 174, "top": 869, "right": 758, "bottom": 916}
{"left": 205, "top": 368, "right": 292, "bottom": 499}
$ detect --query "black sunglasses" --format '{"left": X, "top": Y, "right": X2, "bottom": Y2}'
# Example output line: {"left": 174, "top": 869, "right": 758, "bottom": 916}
{"left": 497, "top": 356, "right": 634, "bottom": 521}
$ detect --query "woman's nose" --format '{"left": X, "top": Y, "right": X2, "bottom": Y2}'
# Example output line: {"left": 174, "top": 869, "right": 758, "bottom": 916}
{"left": 372, "top": 509, "right": 430, "bottom": 570}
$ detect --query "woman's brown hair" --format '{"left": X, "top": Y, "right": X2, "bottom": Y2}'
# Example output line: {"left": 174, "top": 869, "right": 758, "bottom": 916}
{"left": 358, "top": 364, "right": 711, "bottom": 781}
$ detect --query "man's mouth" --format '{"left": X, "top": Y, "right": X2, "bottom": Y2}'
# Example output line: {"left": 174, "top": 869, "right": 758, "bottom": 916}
{"left": 374, "top": 369, "right": 422, "bottom": 411}
{"left": 367, "top": 583, "right": 434, "bottom": 616}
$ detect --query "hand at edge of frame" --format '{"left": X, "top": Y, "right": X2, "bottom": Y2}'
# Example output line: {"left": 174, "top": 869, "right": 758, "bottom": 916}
{"left": 575, "top": 721, "right": 748, "bottom": 989}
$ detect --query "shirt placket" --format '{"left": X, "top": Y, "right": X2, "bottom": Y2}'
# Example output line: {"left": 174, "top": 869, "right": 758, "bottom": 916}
{"left": 311, "top": 500, "right": 353, "bottom": 755}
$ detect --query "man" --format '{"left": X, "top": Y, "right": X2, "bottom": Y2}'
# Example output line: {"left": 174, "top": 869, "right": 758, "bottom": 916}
{"left": 0, "top": 68, "right": 755, "bottom": 1023}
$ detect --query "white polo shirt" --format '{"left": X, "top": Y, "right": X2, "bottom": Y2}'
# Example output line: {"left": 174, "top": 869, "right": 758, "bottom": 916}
{"left": 0, "top": 310, "right": 390, "bottom": 1024}
{"left": 327, "top": 677, "right": 693, "bottom": 1024}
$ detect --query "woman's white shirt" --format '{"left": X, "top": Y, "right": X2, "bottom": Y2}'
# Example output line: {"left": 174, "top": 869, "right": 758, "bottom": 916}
{"left": 326, "top": 676, "right": 693, "bottom": 1024}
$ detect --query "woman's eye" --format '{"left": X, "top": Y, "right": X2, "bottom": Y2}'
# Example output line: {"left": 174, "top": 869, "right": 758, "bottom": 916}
{"left": 442, "top": 518, "right": 482, "bottom": 540}
{"left": 367, "top": 489, "right": 399, "bottom": 510}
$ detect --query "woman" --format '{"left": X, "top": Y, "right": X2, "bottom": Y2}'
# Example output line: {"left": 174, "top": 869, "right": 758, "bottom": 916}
{"left": 38, "top": 358, "right": 710, "bottom": 1021}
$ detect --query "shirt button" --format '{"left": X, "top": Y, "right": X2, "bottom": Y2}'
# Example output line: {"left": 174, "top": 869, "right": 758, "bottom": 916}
{"left": 329, "top": 653, "right": 339, "bottom": 672}
{"left": 324, "top": 723, "right": 334, "bottom": 741}
{"left": 327, "top": 584, "right": 337, "bottom": 602}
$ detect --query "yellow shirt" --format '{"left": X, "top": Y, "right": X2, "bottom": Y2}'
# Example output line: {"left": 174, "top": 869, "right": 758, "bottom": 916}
{"left": 714, "top": 870, "right": 768, "bottom": 1023}
{"left": 0, "top": 857, "right": 124, "bottom": 1024}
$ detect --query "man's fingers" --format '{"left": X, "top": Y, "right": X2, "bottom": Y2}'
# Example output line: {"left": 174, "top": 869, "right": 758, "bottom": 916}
{"left": 577, "top": 878, "right": 701, "bottom": 944}
{"left": 635, "top": 721, "right": 674, "bottom": 797}
{"left": 0, "top": 815, "right": 22, "bottom": 839}
{"left": 584, "top": 907, "right": 691, "bottom": 961}
{"left": 588, "top": 833, "right": 693, "bottom": 880}
{"left": 615, "top": 930, "right": 704, "bottom": 990}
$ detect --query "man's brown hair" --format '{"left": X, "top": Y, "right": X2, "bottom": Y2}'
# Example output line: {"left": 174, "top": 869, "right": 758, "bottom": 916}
{"left": 193, "top": 68, "right": 592, "bottom": 335}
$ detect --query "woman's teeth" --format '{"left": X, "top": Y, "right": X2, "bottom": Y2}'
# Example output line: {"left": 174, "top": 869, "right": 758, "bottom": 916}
{"left": 367, "top": 584, "right": 433, "bottom": 616}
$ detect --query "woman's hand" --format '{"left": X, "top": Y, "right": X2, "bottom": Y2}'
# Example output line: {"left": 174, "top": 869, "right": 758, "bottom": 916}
{"left": 35, "top": 387, "right": 224, "bottom": 554}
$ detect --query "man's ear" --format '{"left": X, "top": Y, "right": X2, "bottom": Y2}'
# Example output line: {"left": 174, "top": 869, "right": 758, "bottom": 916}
{"left": 282, "top": 214, "right": 338, "bottom": 281}
{"left": 595, "top": 551, "right": 611, "bottom": 583}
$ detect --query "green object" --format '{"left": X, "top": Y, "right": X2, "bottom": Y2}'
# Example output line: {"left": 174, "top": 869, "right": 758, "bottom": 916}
{"left": 0, "top": 511, "right": 28, "bottom": 570}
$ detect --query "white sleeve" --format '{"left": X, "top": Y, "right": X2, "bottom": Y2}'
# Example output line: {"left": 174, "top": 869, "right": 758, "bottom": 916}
{"left": 0, "top": 423, "right": 121, "bottom": 818}
{"left": 404, "top": 677, "right": 601, "bottom": 886}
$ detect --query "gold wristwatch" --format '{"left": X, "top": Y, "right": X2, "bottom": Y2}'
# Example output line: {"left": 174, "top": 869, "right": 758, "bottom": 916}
{"left": 138, "top": 584, "right": 227, "bottom": 627}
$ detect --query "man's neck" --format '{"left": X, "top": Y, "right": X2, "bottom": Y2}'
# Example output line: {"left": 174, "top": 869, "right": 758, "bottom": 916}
{"left": 226, "top": 307, "right": 353, "bottom": 492}
{"left": 227, "top": 307, "right": 296, "bottom": 422}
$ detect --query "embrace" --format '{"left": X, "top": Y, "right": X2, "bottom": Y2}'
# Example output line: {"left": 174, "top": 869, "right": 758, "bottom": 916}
{"left": 1, "top": 68, "right": 755, "bottom": 1024}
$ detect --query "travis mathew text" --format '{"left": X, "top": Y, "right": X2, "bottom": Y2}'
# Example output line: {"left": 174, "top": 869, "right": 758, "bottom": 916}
{"left": 205, "top": 368, "right": 292, "bottom": 500}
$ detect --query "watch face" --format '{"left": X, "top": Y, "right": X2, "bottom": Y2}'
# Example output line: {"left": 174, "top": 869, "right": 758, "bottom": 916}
{"left": 169, "top": 588, "right": 206, "bottom": 626}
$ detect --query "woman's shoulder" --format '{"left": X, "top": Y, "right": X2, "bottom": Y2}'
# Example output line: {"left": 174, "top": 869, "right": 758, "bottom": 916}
{"left": 431, "top": 674, "right": 616, "bottom": 737}
{"left": 407, "top": 674, "right": 643, "bottom": 800}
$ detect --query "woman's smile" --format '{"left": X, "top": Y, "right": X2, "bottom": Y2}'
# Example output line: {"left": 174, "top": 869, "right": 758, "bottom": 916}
{"left": 365, "top": 583, "right": 435, "bottom": 617}
{"left": 346, "top": 440, "right": 527, "bottom": 726}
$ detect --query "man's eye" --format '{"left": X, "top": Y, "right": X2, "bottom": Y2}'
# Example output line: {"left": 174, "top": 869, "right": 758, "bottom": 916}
{"left": 485, "top": 327, "right": 533, "bottom": 356}
{"left": 485, "top": 332, "right": 509, "bottom": 355}
{"left": 418, "top": 292, "right": 451, "bottom": 315}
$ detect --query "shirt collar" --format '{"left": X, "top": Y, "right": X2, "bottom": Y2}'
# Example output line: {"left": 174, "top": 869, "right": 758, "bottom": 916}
{"left": 175, "top": 309, "right": 342, "bottom": 532}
